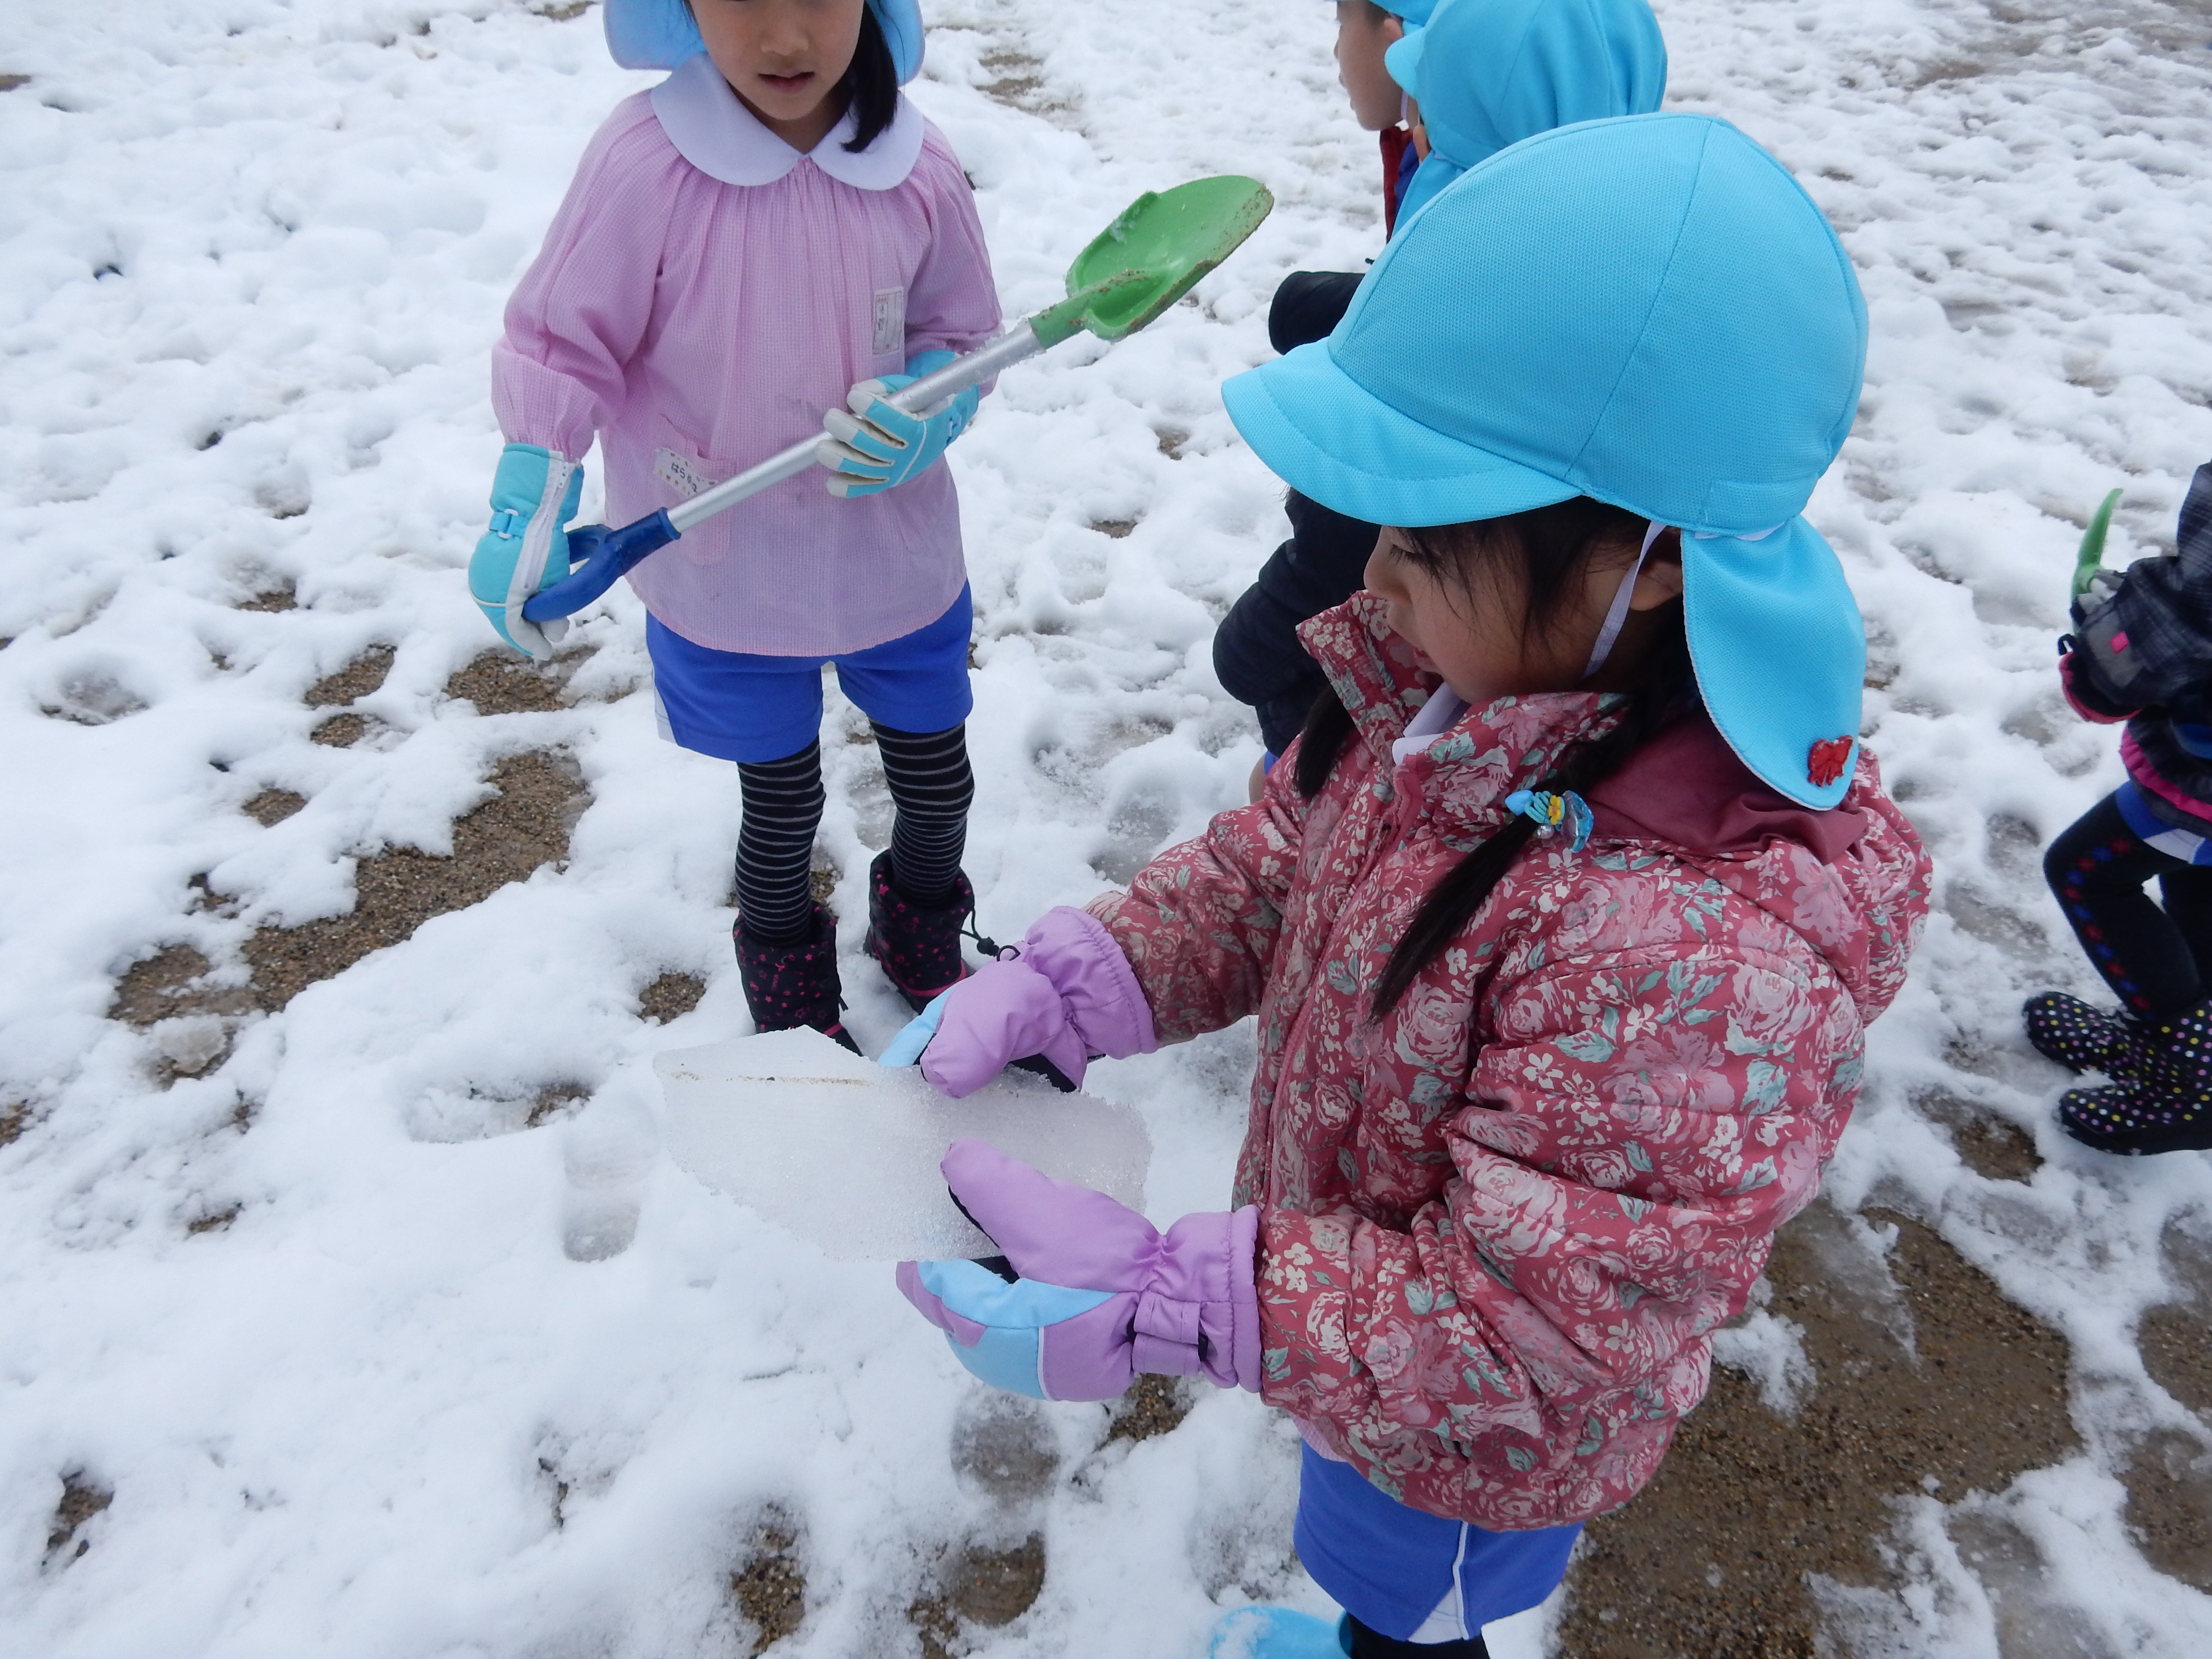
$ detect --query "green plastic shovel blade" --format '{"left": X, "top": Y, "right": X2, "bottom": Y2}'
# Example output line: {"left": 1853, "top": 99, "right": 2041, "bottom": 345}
{"left": 2073, "top": 487, "right": 2123, "bottom": 598}
{"left": 1031, "top": 175, "right": 1275, "bottom": 348}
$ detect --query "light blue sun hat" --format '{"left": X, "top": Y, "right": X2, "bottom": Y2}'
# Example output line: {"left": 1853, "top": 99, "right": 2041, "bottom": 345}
{"left": 1384, "top": 0, "right": 1665, "bottom": 227}
{"left": 606, "top": 0, "right": 926, "bottom": 83}
{"left": 1221, "top": 113, "right": 1869, "bottom": 809}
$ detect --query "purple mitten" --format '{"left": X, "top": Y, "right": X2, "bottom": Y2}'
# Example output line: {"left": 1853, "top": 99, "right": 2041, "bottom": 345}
{"left": 918, "top": 907, "right": 1157, "bottom": 1097}
{"left": 895, "top": 1139, "right": 1261, "bottom": 1401}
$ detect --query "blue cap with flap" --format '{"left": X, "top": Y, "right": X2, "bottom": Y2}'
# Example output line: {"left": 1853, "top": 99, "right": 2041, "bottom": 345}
{"left": 1221, "top": 113, "right": 1869, "bottom": 809}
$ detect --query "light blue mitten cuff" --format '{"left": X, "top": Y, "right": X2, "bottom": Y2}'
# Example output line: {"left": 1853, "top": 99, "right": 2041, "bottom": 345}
{"left": 468, "top": 444, "right": 582, "bottom": 660}
{"left": 878, "top": 991, "right": 949, "bottom": 1069}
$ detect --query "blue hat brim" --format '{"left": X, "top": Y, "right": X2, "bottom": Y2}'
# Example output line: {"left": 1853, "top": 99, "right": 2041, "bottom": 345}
{"left": 1226, "top": 351, "right": 1867, "bottom": 810}
{"left": 606, "top": 0, "right": 925, "bottom": 82}
{"left": 1223, "top": 340, "right": 1579, "bottom": 527}
{"left": 872, "top": 0, "right": 926, "bottom": 83}
{"left": 1683, "top": 519, "right": 1865, "bottom": 809}
{"left": 1385, "top": 26, "right": 1424, "bottom": 96}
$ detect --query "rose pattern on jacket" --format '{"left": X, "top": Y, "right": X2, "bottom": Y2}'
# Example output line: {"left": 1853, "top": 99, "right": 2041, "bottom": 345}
{"left": 1090, "top": 595, "right": 1930, "bottom": 1528}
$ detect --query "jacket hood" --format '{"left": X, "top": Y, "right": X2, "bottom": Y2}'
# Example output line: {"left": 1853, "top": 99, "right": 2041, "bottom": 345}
{"left": 1389, "top": 0, "right": 1667, "bottom": 175}
{"left": 1299, "top": 593, "right": 1921, "bottom": 1021}
{"left": 1584, "top": 709, "right": 1868, "bottom": 863}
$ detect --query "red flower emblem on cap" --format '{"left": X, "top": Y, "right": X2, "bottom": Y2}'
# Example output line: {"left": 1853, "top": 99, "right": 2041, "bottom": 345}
{"left": 1807, "top": 737, "right": 1854, "bottom": 788}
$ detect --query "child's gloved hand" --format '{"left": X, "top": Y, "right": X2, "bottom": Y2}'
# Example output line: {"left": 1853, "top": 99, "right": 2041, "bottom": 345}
{"left": 888, "top": 907, "right": 1156, "bottom": 1096}
{"left": 817, "top": 349, "right": 980, "bottom": 498}
{"left": 2069, "top": 565, "right": 2124, "bottom": 634}
{"left": 895, "top": 1139, "right": 1262, "bottom": 1402}
{"left": 468, "top": 444, "right": 583, "bottom": 660}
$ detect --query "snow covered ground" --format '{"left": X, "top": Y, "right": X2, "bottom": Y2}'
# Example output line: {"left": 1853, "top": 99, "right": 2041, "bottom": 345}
{"left": 3, "top": 1, "right": 2212, "bottom": 1655}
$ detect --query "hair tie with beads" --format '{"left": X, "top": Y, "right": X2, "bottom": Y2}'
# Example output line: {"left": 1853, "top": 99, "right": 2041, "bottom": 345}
{"left": 1505, "top": 788, "right": 1594, "bottom": 853}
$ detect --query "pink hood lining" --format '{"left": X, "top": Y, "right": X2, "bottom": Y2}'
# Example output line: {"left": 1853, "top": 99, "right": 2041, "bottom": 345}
{"left": 1586, "top": 709, "right": 1870, "bottom": 866}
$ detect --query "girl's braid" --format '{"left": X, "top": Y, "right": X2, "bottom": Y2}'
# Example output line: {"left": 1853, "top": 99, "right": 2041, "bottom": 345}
{"left": 1367, "top": 624, "right": 1692, "bottom": 1016}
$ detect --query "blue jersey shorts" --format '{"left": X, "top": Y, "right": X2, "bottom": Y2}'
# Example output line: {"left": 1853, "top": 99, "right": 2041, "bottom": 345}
{"left": 1294, "top": 1445, "right": 1580, "bottom": 1643}
{"left": 2116, "top": 779, "right": 2212, "bottom": 867}
{"left": 646, "top": 587, "right": 974, "bottom": 764}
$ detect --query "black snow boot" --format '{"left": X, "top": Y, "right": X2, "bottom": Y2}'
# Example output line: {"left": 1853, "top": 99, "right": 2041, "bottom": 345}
{"left": 2059, "top": 998, "right": 2212, "bottom": 1155}
{"left": 734, "top": 902, "right": 859, "bottom": 1053}
{"left": 2024, "top": 992, "right": 2147, "bottom": 1076}
{"left": 863, "top": 850, "right": 975, "bottom": 1013}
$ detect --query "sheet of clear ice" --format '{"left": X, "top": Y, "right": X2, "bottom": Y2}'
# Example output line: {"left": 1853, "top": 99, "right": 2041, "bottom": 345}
{"left": 658, "top": 1028, "right": 1153, "bottom": 1260}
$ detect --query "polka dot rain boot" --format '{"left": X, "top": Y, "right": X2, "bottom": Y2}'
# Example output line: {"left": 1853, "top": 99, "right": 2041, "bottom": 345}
{"left": 862, "top": 849, "right": 976, "bottom": 1014}
{"left": 2023, "top": 991, "right": 2146, "bottom": 1076}
{"left": 2059, "top": 998, "right": 2212, "bottom": 1155}
{"left": 733, "top": 902, "right": 860, "bottom": 1054}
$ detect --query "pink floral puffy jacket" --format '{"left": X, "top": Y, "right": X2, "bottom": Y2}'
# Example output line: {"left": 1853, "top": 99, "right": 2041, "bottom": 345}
{"left": 1089, "top": 595, "right": 1930, "bottom": 1528}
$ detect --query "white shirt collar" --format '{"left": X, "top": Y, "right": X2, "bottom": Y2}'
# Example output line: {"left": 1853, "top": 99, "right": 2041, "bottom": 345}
{"left": 651, "top": 52, "right": 924, "bottom": 191}
{"left": 1392, "top": 682, "right": 1469, "bottom": 766}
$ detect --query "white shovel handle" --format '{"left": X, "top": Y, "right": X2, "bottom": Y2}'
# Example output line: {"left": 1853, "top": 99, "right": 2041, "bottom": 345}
{"left": 665, "top": 322, "right": 1045, "bottom": 535}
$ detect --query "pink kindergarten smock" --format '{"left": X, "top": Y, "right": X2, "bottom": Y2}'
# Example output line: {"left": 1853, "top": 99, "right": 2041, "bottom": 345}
{"left": 493, "top": 55, "right": 1002, "bottom": 656}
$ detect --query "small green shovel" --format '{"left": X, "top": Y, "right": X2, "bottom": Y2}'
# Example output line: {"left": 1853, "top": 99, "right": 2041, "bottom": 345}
{"left": 522, "top": 175, "right": 1276, "bottom": 623}
{"left": 2072, "top": 487, "right": 2123, "bottom": 600}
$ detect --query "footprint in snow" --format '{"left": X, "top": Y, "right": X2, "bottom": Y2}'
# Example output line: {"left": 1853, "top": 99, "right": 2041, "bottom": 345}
{"left": 560, "top": 1100, "right": 655, "bottom": 1263}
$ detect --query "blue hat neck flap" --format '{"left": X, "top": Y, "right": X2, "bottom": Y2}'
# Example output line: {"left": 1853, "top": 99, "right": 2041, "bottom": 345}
{"left": 1683, "top": 522, "right": 1864, "bottom": 811}
{"left": 1386, "top": 0, "right": 1666, "bottom": 231}
{"left": 605, "top": 0, "right": 926, "bottom": 84}
{"left": 1219, "top": 113, "right": 1869, "bottom": 809}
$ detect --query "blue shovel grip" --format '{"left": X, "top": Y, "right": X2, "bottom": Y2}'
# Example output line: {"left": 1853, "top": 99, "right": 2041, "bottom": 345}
{"left": 520, "top": 510, "right": 679, "bottom": 622}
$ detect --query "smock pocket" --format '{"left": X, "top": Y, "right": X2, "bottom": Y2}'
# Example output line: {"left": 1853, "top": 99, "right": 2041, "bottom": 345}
{"left": 651, "top": 416, "right": 735, "bottom": 501}
{"left": 652, "top": 445, "right": 718, "bottom": 503}
{"left": 649, "top": 418, "right": 745, "bottom": 565}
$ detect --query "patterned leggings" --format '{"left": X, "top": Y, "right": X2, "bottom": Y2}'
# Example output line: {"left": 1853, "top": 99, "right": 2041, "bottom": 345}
{"left": 2045, "top": 793, "right": 2212, "bottom": 1016}
{"left": 734, "top": 723, "right": 974, "bottom": 946}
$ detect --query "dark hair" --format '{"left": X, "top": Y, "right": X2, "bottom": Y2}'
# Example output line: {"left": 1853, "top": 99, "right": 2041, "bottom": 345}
{"left": 841, "top": 5, "right": 898, "bottom": 153}
{"left": 1292, "top": 497, "right": 1695, "bottom": 1018}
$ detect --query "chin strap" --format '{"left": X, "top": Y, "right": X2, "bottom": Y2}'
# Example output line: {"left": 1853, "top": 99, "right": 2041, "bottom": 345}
{"left": 1582, "top": 519, "right": 1669, "bottom": 681}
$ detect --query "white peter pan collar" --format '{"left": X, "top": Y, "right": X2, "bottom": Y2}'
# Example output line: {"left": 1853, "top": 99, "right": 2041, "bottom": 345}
{"left": 651, "top": 52, "right": 923, "bottom": 190}
{"left": 1392, "top": 682, "right": 1469, "bottom": 766}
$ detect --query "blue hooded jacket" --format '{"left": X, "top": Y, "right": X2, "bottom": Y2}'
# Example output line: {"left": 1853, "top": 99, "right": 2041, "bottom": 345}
{"left": 1387, "top": 0, "right": 1665, "bottom": 228}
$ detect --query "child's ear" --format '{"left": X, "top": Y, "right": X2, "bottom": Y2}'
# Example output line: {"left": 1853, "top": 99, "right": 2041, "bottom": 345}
{"left": 1629, "top": 530, "right": 1687, "bottom": 610}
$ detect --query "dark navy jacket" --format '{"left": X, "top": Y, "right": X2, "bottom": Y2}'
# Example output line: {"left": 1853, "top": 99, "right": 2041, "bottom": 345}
{"left": 1213, "top": 272, "right": 1376, "bottom": 755}
{"left": 1213, "top": 489, "right": 1379, "bottom": 754}
{"left": 2064, "top": 461, "right": 2212, "bottom": 836}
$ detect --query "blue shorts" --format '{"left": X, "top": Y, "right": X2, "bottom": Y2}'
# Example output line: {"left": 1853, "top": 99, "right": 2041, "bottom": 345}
{"left": 647, "top": 588, "right": 974, "bottom": 764}
{"left": 2116, "top": 780, "right": 2212, "bottom": 867}
{"left": 1293, "top": 1445, "right": 1580, "bottom": 1642}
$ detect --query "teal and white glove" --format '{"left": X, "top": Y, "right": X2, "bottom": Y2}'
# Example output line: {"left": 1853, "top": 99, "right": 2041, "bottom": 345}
{"left": 817, "top": 350, "right": 980, "bottom": 499}
{"left": 468, "top": 444, "right": 583, "bottom": 660}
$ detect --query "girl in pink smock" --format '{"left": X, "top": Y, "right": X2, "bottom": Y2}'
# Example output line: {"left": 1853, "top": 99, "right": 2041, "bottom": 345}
{"left": 469, "top": 0, "right": 1001, "bottom": 1046}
